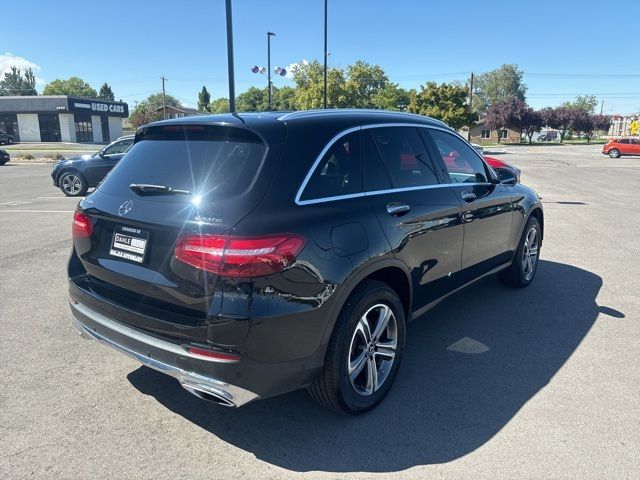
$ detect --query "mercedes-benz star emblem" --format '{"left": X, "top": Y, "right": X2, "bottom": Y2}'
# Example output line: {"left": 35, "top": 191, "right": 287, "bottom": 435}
{"left": 118, "top": 200, "right": 134, "bottom": 216}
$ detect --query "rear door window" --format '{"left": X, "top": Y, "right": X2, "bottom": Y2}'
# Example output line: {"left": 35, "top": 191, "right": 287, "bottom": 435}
{"left": 369, "top": 127, "right": 439, "bottom": 188}
{"left": 98, "top": 125, "right": 267, "bottom": 201}
{"left": 363, "top": 130, "right": 392, "bottom": 191}
{"left": 299, "top": 131, "right": 362, "bottom": 201}
{"left": 427, "top": 129, "right": 489, "bottom": 183}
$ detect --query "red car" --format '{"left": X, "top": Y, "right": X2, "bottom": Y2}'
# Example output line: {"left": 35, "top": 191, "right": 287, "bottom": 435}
{"left": 485, "top": 156, "right": 521, "bottom": 181}
{"left": 443, "top": 151, "right": 521, "bottom": 181}
{"left": 602, "top": 138, "right": 640, "bottom": 158}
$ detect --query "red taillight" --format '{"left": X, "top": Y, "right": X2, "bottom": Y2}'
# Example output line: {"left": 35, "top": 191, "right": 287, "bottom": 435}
{"left": 186, "top": 346, "right": 241, "bottom": 363}
{"left": 72, "top": 210, "right": 93, "bottom": 238}
{"left": 174, "top": 233, "right": 305, "bottom": 278}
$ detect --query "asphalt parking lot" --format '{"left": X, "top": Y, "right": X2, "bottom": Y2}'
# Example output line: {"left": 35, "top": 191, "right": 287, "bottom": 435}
{"left": 1, "top": 144, "right": 638, "bottom": 479}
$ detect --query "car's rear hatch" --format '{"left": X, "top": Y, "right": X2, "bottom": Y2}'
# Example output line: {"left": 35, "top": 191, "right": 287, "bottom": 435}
{"left": 71, "top": 122, "right": 281, "bottom": 344}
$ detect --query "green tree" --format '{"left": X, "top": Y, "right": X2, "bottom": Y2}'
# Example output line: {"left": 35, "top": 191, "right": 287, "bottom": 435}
{"left": 562, "top": 95, "right": 598, "bottom": 114}
{"left": 372, "top": 86, "right": 412, "bottom": 111}
{"left": 198, "top": 86, "right": 211, "bottom": 112}
{"left": 129, "top": 93, "right": 182, "bottom": 128}
{"left": 407, "top": 81, "right": 476, "bottom": 129}
{"left": 129, "top": 103, "right": 159, "bottom": 128}
{"left": 291, "top": 60, "right": 347, "bottom": 109}
{"left": 344, "top": 60, "right": 391, "bottom": 108}
{"left": 98, "top": 83, "right": 115, "bottom": 100}
{"left": 43, "top": 77, "right": 98, "bottom": 97}
{"left": 210, "top": 97, "right": 230, "bottom": 114}
{"left": 236, "top": 86, "right": 269, "bottom": 112}
{"left": 0, "top": 66, "right": 37, "bottom": 96}
{"left": 273, "top": 86, "right": 296, "bottom": 111}
{"left": 144, "top": 92, "right": 180, "bottom": 109}
{"left": 472, "top": 64, "right": 527, "bottom": 112}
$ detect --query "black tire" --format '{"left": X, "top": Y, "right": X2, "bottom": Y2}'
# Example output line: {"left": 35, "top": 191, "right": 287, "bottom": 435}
{"left": 308, "top": 280, "right": 406, "bottom": 414}
{"left": 499, "top": 216, "right": 541, "bottom": 287}
{"left": 58, "top": 170, "right": 88, "bottom": 197}
{"left": 608, "top": 149, "right": 620, "bottom": 158}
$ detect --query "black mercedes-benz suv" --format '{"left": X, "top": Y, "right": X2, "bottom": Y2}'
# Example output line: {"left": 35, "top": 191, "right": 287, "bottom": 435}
{"left": 69, "top": 110, "right": 543, "bottom": 414}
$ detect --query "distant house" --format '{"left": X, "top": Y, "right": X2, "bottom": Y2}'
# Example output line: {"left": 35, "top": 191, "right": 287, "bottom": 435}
{"left": 155, "top": 105, "right": 202, "bottom": 119}
{"left": 466, "top": 118, "right": 521, "bottom": 143}
{"left": 609, "top": 114, "right": 638, "bottom": 137}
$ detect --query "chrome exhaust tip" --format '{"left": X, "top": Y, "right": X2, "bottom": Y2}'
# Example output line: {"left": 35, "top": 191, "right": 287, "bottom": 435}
{"left": 181, "top": 382, "right": 237, "bottom": 407}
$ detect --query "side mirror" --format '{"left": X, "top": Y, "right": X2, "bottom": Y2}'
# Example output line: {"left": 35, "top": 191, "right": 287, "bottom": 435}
{"left": 496, "top": 167, "right": 518, "bottom": 186}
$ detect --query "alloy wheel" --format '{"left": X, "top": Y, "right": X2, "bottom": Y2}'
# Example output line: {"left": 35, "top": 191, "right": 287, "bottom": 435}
{"left": 347, "top": 303, "right": 398, "bottom": 396}
{"left": 61, "top": 174, "right": 82, "bottom": 195}
{"left": 521, "top": 227, "right": 539, "bottom": 281}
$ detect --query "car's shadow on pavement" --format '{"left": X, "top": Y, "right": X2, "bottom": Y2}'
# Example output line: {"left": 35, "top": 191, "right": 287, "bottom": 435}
{"left": 128, "top": 260, "right": 612, "bottom": 473}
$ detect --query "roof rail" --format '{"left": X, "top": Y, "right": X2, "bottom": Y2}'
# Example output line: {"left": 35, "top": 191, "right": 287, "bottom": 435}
{"left": 277, "top": 109, "right": 451, "bottom": 129}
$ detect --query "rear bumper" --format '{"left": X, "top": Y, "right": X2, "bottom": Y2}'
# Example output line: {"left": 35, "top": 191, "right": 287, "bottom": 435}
{"left": 71, "top": 299, "right": 260, "bottom": 407}
{"left": 69, "top": 288, "right": 327, "bottom": 404}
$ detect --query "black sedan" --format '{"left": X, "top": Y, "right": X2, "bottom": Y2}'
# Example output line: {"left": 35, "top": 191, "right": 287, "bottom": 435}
{"left": 51, "top": 135, "right": 134, "bottom": 196}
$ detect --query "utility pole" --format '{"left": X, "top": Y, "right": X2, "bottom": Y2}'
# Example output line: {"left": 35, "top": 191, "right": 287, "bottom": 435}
{"left": 225, "top": 0, "right": 236, "bottom": 113}
{"left": 323, "top": 0, "right": 328, "bottom": 109}
{"left": 161, "top": 76, "right": 167, "bottom": 119}
{"left": 267, "top": 32, "right": 275, "bottom": 110}
{"left": 468, "top": 72, "right": 474, "bottom": 110}
{"left": 600, "top": 99, "right": 604, "bottom": 115}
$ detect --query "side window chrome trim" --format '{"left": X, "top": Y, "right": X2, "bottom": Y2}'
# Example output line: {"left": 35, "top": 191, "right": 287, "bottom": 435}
{"left": 296, "top": 182, "right": 493, "bottom": 206}
{"left": 294, "top": 126, "right": 362, "bottom": 204}
{"left": 295, "top": 123, "right": 491, "bottom": 206}
{"left": 296, "top": 192, "right": 366, "bottom": 206}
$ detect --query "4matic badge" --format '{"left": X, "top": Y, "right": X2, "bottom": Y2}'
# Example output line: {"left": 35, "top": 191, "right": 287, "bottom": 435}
{"left": 193, "top": 215, "right": 223, "bottom": 224}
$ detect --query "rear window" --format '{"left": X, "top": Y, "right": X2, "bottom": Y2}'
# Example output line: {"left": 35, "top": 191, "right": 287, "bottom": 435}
{"left": 98, "top": 125, "right": 266, "bottom": 201}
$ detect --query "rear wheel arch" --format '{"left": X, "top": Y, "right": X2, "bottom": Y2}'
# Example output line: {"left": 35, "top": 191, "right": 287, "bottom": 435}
{"left": 321, "top": 260, "right": 412, "bottom": 346}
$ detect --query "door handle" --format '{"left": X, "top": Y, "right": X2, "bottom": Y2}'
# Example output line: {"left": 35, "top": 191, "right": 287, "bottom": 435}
{"left": 461, "top": 191, "right": 477, "bottom": 202}
{"left": 386, "top": 202, "right": 411, "bottom": 216}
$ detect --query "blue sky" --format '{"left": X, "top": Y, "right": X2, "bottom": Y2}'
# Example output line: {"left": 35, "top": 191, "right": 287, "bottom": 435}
{"left": 2, "top": 0, "right": 639, "bottom": 114}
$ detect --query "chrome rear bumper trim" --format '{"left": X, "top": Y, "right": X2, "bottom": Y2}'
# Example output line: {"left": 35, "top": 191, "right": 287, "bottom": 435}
{"left": 71, "top": 304, "right": 260, "bottom": 407}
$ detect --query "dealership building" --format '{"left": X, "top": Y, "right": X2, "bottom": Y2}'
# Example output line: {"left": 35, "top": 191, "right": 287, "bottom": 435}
{"left": 0, "top": 95, "right": 129, "bottom": 143}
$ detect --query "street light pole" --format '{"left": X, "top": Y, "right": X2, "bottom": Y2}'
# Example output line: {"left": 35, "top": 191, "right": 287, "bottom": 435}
{"left": 323, "top": 0, "right": 328, "bottom": 109}
{"left": 267, "top": 32, "right": 275, "bottom": 110}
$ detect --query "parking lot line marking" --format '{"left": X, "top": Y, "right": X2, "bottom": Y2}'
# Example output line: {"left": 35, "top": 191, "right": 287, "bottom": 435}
{"left": 0, "top": 210, "right": 74, "bottom": 213}
{"left": 0, "top": 201, "right": 31, "bottom": 206}
{"left": 36, "top": 196, "right": 84, "bottom": 199}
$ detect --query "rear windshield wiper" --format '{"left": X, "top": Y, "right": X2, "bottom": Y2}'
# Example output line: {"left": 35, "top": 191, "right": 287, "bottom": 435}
{"left": 129, "top": 183, "right": 191, "bottom": 196}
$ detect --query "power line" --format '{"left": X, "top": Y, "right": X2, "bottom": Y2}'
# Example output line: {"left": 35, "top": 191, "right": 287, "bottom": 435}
{"left": 524, "top": 73, "right": 640, "bottom": 78}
